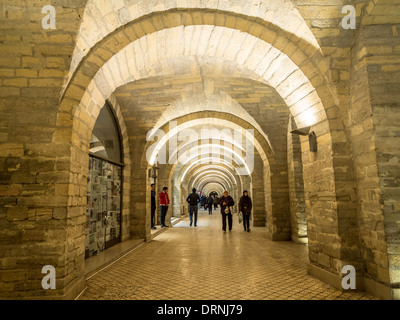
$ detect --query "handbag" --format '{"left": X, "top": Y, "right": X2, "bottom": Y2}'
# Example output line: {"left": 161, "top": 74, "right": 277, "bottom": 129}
{"left": 224, "top": 206, "right": 231, "bottom": 214}
{"left": 238, "top": 212, "right": 243, "bottom": 223}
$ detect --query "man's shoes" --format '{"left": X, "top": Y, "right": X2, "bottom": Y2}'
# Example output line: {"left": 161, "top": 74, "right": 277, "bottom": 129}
{"left": 247, "top": 229, "right": 250, "bottom": 232}
{"left": 194, "top": 224, "right": 197, "bottom": 227}
{"left": 151, "top": 227, "right": 157, "bottom": 230}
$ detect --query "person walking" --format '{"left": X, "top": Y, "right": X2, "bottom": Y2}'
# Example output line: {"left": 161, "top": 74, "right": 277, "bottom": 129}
{"left": 207, "top": 194, "right": 214, "bottom": 215}
{"left": 239, "top": 190, "right": 252, "bottom": 232}
{"left": 186, "top": 188, "right": 200, "bottom": 227}
{"left": 201, "top": 194, "right": 206, "bottom": 210}
{"left": 159, "top": 187, "right": 169, "bottom": 228}
{"left": 219, "top": 190, "right": 235, "bottom": 233}
{"left": 150, "top": 183, "right": 157, "bottom": 230}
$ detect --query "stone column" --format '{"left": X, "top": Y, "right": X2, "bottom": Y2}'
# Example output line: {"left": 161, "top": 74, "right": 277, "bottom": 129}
{"left": 287, "top": 116, "right": 307, "bottom": 244}
{"left": 252, "top": 153, "right": 266, "bottom": 227}
{"left": 130, "top": 139, "right": 148, "bottom": 239}
{"left": 172, "top": 181, "right": 181, "bottom": 218}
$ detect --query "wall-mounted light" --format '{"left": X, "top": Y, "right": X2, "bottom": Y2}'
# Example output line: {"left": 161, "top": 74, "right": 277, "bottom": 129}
{"left": 308, "top": 132, "right": 317, "bottom": 152}
{"left": 148, "top": 166, "right": 159, "bottom": 178}
{"left": 290, "top": 126, "right": 317, "bottom": 152}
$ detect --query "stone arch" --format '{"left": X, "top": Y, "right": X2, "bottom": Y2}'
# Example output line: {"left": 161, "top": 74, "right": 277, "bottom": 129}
{"left": 54, "top": 92, "right": 132, "bottom": 298}
{"left": 198, "top": 175, "right": 232, "bottom": 190}
{"left": 173, "top": 155, "right": 246, "bottom": 218}
{"left": 202, "top": 182, "right": 226, "bottom": 196}
{"left": 148, "top": 112, "right": 274, "bottom": 234}
{"left": 62, "top": 22, "right": 332, "bottom": 130}
{"left": 362, "top": 0, "right": 400, "bottom": 25}
{"left": 56, "top": 7, "right": 362, "bottom": 297}
{"left": 148, "top": 89, "right": 273, "bottom": 152}
{"left": 68, "top": 1, "right": 320, "bottom": 83}
{"left": 141, "top": 112, "right": 273, "bottom": 168}
{"left": 190, "top": 166, "right": 240, "bottom": 188}
{"left": 171, "top": 156, "right": 246, "bottom": 219}
{"left": 347, "top": 0, "right": 400, "bottom": 298}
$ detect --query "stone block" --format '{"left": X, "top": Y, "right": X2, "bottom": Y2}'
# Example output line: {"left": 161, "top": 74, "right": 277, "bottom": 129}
{"left": 6, "top": 207, "right": 28, "bottom": 222}
{"left": 0, "top": 144, "right": 24, "bottom": 157}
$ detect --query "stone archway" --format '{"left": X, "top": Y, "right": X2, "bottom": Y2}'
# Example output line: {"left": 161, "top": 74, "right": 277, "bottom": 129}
{"left": 56, "top": 10, "right": 361, "bottom": 299}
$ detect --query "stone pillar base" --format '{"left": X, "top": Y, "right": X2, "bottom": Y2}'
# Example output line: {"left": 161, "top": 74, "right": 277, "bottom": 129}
{"left": 11, "top": 276, "right": 87, "bottom": 300}
{"left": 307, "top": 263, "right": 398, "bottom": 300}
{"left": 363, "top": 277, "right": 400, "bottom": 300}
{"left": 65, "top": 276, "right": 87, "bottom": 300}
{"left": 266, "top": 231, "right": 291, "bottom": 241}
{"left": 307, "top": 263, "right": 357, "bottom": 292}
{"left": 253, "top": 221, "right": 266, "bottom": 227}
{"left": 291, "top": 235, "right": 308, "bottom": 244}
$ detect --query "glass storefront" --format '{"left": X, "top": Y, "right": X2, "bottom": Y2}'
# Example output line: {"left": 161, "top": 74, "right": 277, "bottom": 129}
{"left": 85, "top": 103, "right": 123, "bottom": 259}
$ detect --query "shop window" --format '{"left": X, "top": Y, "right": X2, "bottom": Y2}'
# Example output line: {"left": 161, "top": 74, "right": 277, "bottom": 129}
{"left": 89, "top": 103, "right": 122, "bottom": 163}
{"left": 85, "top": 103, "right": 123, "bottom": 259}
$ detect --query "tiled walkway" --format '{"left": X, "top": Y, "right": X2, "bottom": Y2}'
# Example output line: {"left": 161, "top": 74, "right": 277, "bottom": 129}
{"left": 80, "top": 210, "right": 378, "bottom": 300}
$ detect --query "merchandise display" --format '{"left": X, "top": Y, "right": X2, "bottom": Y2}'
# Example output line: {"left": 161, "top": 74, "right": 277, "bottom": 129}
{"left": 85, "top": 157, "right": 122, "bottom": 259}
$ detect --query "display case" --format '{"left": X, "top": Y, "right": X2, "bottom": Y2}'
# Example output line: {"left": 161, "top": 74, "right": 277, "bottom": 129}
{"left": 85, "top": 156, "right": 122, "bottom": 259}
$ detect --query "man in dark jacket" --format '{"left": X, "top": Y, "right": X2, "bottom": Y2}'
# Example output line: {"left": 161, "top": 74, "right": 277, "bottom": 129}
{"left": 159, "top": 187, "right": 170, "bottom": 228}
{"left": 239, "top": 190, "right": 252, "bottom": 232}
{"left": 186, "top": 188, "right": 200, "bottom": 227}
{"left": 207, "top": 195, "right": 214, "bottom": 215}
{"left": 200, "top": 195, "right": 206, "bottom": 210}
{"left": 220, "top": 190, "right": 235, "bottom": 233}
{"left": 151, "top": 184, "right": 156, "bottom": 230}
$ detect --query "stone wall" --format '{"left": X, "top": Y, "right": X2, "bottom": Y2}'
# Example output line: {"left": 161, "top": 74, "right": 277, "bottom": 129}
{"left": 349, "top": 20, "right": 400, "bottom": 298}
{"left": 251, "top": 153, "right": 265, "bottom": 227}
{"left": 287, "top": 117, "right": 307, "bottom": 243}
{"left": 0, "top": 1, "right": 86, "bottom": 299}
{"left": 1, "top": 0, "right": 399, "bottom": 300}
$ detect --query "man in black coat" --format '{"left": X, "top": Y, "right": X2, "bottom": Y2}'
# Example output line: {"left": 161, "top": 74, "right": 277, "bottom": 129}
{"left": 151, "top": 184, "right": 157, "bottom": 230}
{"left": 186, "top": 188, "right": 200, "bottom": 227}
{"left": 239, "top": 190, "right": 252, "bottom": 232}
{"left": 220, "top": 190, "right": 235, "bottom": 233}
{"left": 207, "top": 195, "right": 214, "bottom": 215}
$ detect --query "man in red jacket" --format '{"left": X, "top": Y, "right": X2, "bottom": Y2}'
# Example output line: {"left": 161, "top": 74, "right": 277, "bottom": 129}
{"left": 159, "top": 187, "right": 170, "bottom": 228}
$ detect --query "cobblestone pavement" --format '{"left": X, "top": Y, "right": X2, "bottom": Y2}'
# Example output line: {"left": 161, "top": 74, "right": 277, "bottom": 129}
{"left": 80, "top": 210, "right": 378, "bottom": 300}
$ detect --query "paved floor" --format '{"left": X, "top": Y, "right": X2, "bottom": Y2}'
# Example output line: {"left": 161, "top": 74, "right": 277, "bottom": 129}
{"left": 80, "top": 210, "right": 378, "bottom": 300}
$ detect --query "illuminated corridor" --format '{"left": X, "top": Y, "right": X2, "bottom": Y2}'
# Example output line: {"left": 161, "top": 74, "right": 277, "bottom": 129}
{"left": 80, "top": 211, "right": 376, "bottom": 300}
{"left": 1, "top": 0, "right": 399, "bottom": 300}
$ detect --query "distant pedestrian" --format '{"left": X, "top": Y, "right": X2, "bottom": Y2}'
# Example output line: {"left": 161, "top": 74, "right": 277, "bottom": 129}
{"left": 186, "top": 188, "right": 200, "bottom": 227}
{"left": 159, "top": 187, "right": 169, "bottom": 228}
{"left": 207, "top": 195, "right": 214, "bottom": 215}
{"left": 151, "top": 183, "right": 157, "bottom": 230}
{"left": 220, "top": 190, "right": 235, "bottom": 233}
{"left": 201, "top": 195, "right": 206, "bottom": 210}
{"left": 239, "top": 190, "right": 252, "bottom": 232}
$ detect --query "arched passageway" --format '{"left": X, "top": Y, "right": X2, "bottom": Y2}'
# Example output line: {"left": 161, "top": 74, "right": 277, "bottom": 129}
{"left": 79, "top": 214, "right": 378, "bottom": 300}
{"left": 0, "top": 0, "right": 399, "bottom": 300}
